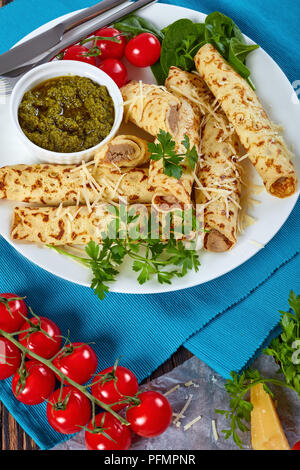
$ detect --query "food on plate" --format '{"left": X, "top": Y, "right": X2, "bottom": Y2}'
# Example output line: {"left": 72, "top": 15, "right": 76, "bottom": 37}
{"left": 85, "top": 412, "right": 132, "bottom": 451}
{"left": 125, "top": 33, "right": 161, "bottom": 67}
{"left": 0, "top": 164, "right": 153, "bottom": 205}
{"left": 195, "top": 44, "right": 298, "bottom": 198}
{"left": 99, "top": 58, "right": 128, "bottom": 88}
{"left": 165, "top": 66, "right": 242, "bottom": 252}
{"left": 250, "top": 383, "right": 290, "bottom": 450}
{"left": 149, "top": 97, "right": 200, "bottom": 211}
{"left": 62, "top": 45, "right": 97, "bottom": 66}
{"left": 12, "top": 360, "right": 56, "bottom": 406}
{"left": 121, "top": 81, "right": 181, "bottom": 136}
{"left": 11, "top": 205, "right": 137, "bottom": 245}
{"left": 53, "top": 342, "right": 98, "bottom": 385}
{"left": 94, "top": 134, "right": 150, "bottom": 168}
{"left": 121, "top": 81, "right": 200, "bottom": 210}
{"left": 0, "top": 294, "right": 28, "bottom": 333}
{"left": 47, "top": 386, "right": 91, "bottom": 435}
{"left": 87, "top": 27, "right": 127, "bottom": 60}
{"left": 18, "top": 76, "right": 115, "bottom": 153}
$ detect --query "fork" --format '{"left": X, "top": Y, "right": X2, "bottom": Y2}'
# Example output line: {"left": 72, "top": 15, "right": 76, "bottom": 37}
{"left": 0, "top": 0, "right": 157, "bottom": 99}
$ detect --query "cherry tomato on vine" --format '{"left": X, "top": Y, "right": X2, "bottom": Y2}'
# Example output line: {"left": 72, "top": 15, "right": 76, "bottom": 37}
{"left": 126, "top": 391, "right": 172, "bottom": 438}
{"left": 47, "top": 386, "right": 91, "bottom": 435}
{"left": 125, "top": 33, "right": 161, "bottom": 67}
{"left": 91, "top": 365, "right": 138, "bottom": 411}
{"left": 0, "top": 293, "right": 27, "bottom": 333}
{"left": 98, "top": 58, "right": 127, "bottom": 88}
{"left": 18, "top": 316, "right": 61, "bottom": 360}
{"left": 293, "top": 440, "right": 300, "bottom": 450}
{"left": 0, "top": 337, "right": 21, "bottom": 380}
{"left": 85, "top": 412, "right": 132, "bottom": 451}
{"left": 53, "top": 342, "right": 98, "bottom": 385}
{"left": 12, "top": 360, "right": 55, "bottom": 405}
{"left": 63, "top": 45, "right": 96, "bottom": 66}
{"left": 93, "top": 27, "right": 126, "bottom": 59}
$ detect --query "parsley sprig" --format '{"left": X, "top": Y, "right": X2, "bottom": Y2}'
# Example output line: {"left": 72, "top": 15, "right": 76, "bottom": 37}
{"left": 216, "top": 291, "right": 300, "bottom": 449}
{"left": 148, "top": 130, "right": 198, "bottom": 180}
{"left": 48, "top": 213, "right": 200, "bottom": 300}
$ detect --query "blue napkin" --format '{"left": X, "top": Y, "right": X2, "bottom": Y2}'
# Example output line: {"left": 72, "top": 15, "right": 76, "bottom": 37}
{"left": 0, "top": 0, "right": 299, "bottom": 450}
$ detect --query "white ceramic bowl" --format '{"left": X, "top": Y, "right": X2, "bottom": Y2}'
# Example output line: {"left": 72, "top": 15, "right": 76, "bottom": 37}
{"left": 10, "top": 61, "right": 124, "bottom": 164}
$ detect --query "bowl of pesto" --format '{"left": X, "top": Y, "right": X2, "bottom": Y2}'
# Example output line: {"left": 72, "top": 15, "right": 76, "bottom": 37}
{"left": 10, "top": 60, "right": 123, "bottom": 164}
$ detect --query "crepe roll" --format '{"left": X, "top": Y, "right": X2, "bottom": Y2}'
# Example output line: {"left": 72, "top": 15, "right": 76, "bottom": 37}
{"left": 11, "top": 204, "right": 150, "bottom": 246}
{"left": 166, "top": 67, "right": 242, "bottom": 251}
{"left": 0, "top": 164, "right": 153, "bottom": 206}
{"left": 195, "top": 115, "right": 242, "bottom": 252}
{"left": 11, "top": 205, "right": 115, "bottom": 245}
{"left": 121, "top": 81, "right": 181, "bottom": 137}
{"left": 149, "top": 96, "right": 201, "bottom": 211}
{"left": 94, "top": 135, "right": 150, "bottom": 168}
{"left": 195, "top": 44, "right": 297, "bottom": 198}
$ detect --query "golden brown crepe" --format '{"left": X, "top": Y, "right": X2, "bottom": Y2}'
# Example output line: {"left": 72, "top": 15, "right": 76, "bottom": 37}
{"left": 11, "top": 205, "right": 118, "bottom": 245}
{"left": 195, "top": 44, "right": 297, "bottom": 198}
{"left": 0, "top": 164, "right": 153, "bottom": 206}
{"left": 166, "top": 66, "right": 242, "bottom": 252}
{"left": 94, "top": 135, "right": 150, "bottom": 168}
{"left": 121, "top": 81, "right": 201, "bottom": 210}
{"left": 121, "top": 81, "right": 181, "bottom": 136}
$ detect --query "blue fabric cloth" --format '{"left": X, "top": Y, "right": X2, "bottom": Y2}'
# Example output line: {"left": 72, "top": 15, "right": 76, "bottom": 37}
{"left": 0, "top": 0, "right": 299, "bottom": 450}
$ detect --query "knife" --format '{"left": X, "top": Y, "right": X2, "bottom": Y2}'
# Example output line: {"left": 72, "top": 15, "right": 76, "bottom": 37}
{"left": 3, "top": 0, "right": 157, "bottom": 79}
{"left": 0, "top": 0, "right": 130, "bottom": 75}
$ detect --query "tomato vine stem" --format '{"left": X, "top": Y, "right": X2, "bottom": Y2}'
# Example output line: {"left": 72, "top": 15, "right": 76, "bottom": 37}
{"left": 0, "top": 328, "right": 130, "bottom": 426}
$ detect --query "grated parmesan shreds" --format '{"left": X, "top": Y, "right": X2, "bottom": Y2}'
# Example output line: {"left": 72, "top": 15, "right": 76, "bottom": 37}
{"left": 173, "top": 395, "right": 193, "bottom": 425}
{"left": 55, "top": 203, "right": 63, "bottom": 219}
{"left": 70, "top": 160, "right": 95, "bottom": 173}
{"left": 164, "top": 384, "right": 180, "bottom": 397}
{"left": 183, "top": 416, "right": 202, "bottom": 431}
{"left": 212, "top": 420, "right": 219, "bottom": 441}
{"left": 249, "top": 239, "right": 265, "bottom": 248}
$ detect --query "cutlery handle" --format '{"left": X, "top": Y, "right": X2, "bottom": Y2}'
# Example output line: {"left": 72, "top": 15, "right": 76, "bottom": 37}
{"left": 60, "top": 0, "right": 129, "bottom": 33}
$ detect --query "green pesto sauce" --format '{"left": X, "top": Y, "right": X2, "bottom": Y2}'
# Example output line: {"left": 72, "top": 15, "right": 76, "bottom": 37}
{"left": 18, "top": 76, "right": 115, "bottom": 153}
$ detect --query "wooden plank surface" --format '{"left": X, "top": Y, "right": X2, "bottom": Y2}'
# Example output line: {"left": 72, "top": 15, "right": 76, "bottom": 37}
{"left": 0, "top": 0, "right": 192, "bottom": 449}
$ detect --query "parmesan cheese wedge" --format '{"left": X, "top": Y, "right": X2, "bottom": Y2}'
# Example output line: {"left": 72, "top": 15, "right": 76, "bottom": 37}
{"left": 250, "top": 384, "right": 290, "bottom": 450}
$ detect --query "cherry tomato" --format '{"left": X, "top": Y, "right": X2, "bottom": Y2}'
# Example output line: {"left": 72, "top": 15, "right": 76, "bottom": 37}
{"left": 12, "top": 360, "right": 55, "bottom": 405}
{"left": 91, "top": 365, "right": 138, "bottom": 411}
{"left": 85, "top": 412, "right": 131, "bottom": 450}
{"left": 63, "top": 45, "right": 96, "bottom": 66}
{"left": 293, "top": 440, "right": 300, "bottom": 450}
{"left": 0, "top": 293, "right": 27, "bottom": 333}
{"left": 19, "top": 317, "right": 61, "bottom": 360}
{"left": 47, "top": 386, "right": 91, "bottom": 434}
{"left": 125, "top": 33, "right": 161, "bottom": 67}
{"left": 94, "top": 27, "right": 126, "bottom": 59}
{"left": 53, "top": 342, "right": 98, "bottom": 385}
{"left": 0, "top": 337, "right": 21, "bottom": 380}
{"left": 99, "top": 59, "right": 127, "bottom": 88}
{"left": 126, "top": 391, "right": 172, "bottom": 438}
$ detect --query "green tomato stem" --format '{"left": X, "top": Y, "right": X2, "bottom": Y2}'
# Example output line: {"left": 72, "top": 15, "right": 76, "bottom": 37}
{"left": 0, "top": 328, "right": 129, "bottom": 426}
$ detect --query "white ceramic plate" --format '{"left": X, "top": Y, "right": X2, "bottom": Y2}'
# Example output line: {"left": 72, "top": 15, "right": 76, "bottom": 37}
{"left": 0, "top": 3, "right": 299, "bottom": 294}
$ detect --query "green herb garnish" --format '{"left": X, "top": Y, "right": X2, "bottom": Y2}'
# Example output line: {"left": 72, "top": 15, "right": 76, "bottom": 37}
{"left": 216, "top": 291, "right": 300, "bottom": 449}
{"left": 148, "top": 130, "right": 198, "bottom": 180}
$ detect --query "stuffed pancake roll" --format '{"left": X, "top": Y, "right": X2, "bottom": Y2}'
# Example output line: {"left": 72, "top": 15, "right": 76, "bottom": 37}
{"left": 166, "top": 66, "right": 242, "bottom": 252}
{"left": 195, "top": 115, "right": 242, "bottom": 252}
{"left": 94, "top": 135, "right": 150, "bottom": 168}
{"left": 149, "top": 96, "right": 201, "bottom": 211}
{"left": 11, "top": 205, "right": 118, "bottom": 245}
{"left": 121, "top": 81, "right": 181, "bottom": 137}
{"left": 195, "top": 44, "right": 297, "bottom": 198}
{"left": 0, "top": 164, "right": 153, "bottom": 205}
